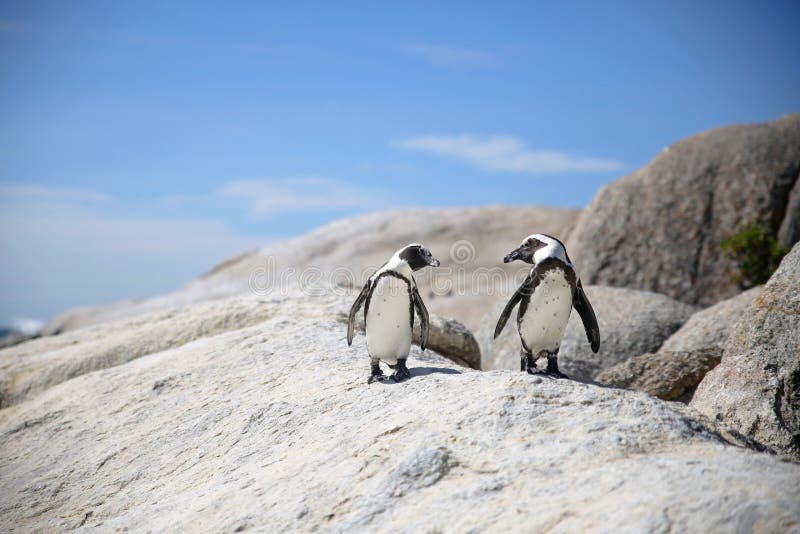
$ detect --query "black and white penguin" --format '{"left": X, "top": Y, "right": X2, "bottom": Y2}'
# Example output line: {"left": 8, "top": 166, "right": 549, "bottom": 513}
{"left": 494, "top": 234, "right": 599, "bottom": 378}
{"left": 347, "top": 244, "right": 440, "bottom": 383}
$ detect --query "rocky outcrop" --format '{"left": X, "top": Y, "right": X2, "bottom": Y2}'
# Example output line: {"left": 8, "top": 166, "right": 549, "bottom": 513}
{"left": 568, "top": 114, "right": 800, "bottom": 306}
{"left": 659, "top": 286, "right": 761, "bottom": 354}
{"left": 0, "top": 332, "right": 37, "bottom": 350}
{"left": 42, "top": 205, "right": 579, "bottom": 335}
{"left": 477, "top": 285, "right": 696, "bottom": 381}
{"left": 0, "top": 296, "right": 279, "bottom": 408}
{"left": 596, "top": 349, "right": 722, "bottom": 402}
{"left": 2, "top": 294, "right": 477, "bottom": 408}
{"left": 779, "top": 171, "right": 800, "bottom": 248}
{"left": 2, "top": 293, "right": 799, "bottom": 532}
{"left": 691, "top": 243, "right": 800, "bottom": 458}
{"left": 596, "top": 288, "right": 761, "bottom": 401}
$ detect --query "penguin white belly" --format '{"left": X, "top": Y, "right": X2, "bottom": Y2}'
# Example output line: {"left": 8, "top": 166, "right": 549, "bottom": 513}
{"left": 365, "top": 276, "right": 412, "bottom": 365}
{"left": 519, "top": 269, "right": 574, "bottom": 354}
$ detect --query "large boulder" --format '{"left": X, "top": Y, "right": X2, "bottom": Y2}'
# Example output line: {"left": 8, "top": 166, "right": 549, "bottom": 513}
{"left": 43, "top": 205, "right": 579, "bottom": 334}
{"left": 568, "top": 114, "right": 800, "bottom": 307}
{"left": 477, "top": 285, "right": 696, "bottom": 381}
{"left": 691, "top": 243, "right": 800, "bottom": 458}
{"left": 596, "top": 287, "right": 761, "bottom": 402}
{"left": 1, "top": 293, "right": 799, "bottom": 531}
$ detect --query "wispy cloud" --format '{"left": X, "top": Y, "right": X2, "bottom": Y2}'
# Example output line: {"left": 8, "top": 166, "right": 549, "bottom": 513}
{"left": 219, "top": 176, "right": 380, "bottom": 217}
{"left": 0, "top": 183, "right": 263, "bottom": 324}
{"left": 402, "top": 43, "right": 495, "bottom": 67}
{"left": 394, "top": 135, "right": 625, "bottom": 173}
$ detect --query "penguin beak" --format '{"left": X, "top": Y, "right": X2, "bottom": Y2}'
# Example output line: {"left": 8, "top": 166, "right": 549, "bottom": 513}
{"left": 503, "top": 248, "right": 523, "bottom": 263}
{"left": 429, "top": 257, "right": 441, "bottom": 267}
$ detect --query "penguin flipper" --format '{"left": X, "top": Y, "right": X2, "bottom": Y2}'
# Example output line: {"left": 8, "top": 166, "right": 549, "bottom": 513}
{"left": 573, "top": 280, "right": 600, "bottom": 353}
{"left": 347, "top": 280, "right": 371, "bottom": 346}
{"left": 411, "top": 285, "right": 430, "bottom": 351}
{"left": 494, "top": 274, "right": 535, "bottom": 339}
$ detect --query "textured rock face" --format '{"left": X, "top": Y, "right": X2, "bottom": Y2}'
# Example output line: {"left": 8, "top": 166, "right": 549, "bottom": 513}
{"left": 477, "top": 285, "right": 696, "bottom": 381}
{"left": 42, "top": 205, "right": 579, "bottom": 335}
{"left": 596, "top": 349, "right": 722, "bottom": 402}
{"left": 779, "top": 173, "right": 800, "bottom": 248}
{"left": 659, "top": 286, "right": 761, "bottom": 354}
{"left": 2, "top": 293, "right": 799, "bottom": 532}
{"left": 1, "top": 294, "right": 477, "bottom": 408}
{"left": 596, "top": 288, "right": 762, "bottom": 402}
{"left": 568, "top": 114, "right": 800, "bottom": 306}
{"left": 691, "top": 243, "right": 800, "bottom": 458}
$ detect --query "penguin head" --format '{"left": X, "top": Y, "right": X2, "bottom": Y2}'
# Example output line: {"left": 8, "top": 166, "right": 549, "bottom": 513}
{"left": 504, "top": 234, "right": 570, "bottom": 265}
{"left": 398, "top": 243, "right": 441, "bottom": 271}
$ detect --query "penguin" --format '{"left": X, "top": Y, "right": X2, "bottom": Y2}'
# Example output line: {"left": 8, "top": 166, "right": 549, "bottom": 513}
{"left": 347, "top": 244, "right": 441, "bottom": 383}
{"left": 494, "top": 234, "right": 599, "bottom": 378}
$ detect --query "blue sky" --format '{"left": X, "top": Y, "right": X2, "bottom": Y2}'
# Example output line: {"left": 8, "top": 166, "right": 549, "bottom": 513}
{"left": 1, "top": 1, "right": 799, "bottom": 325}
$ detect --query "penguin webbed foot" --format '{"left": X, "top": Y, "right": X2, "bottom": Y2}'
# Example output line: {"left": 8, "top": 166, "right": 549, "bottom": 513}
{"left": 367, "top": 374, "right": 387, "bottom": 384}
{"left": 367, "top": 361, "right": 386, "bottom": 384}
{"left": 522, "top": 351, "right": 541, "bottom": 375}
{"left": 545, "top": 357, "right": 568, "bottom": 379}
{"left": 389, "top": 359, "right": 411, "bottom": 382}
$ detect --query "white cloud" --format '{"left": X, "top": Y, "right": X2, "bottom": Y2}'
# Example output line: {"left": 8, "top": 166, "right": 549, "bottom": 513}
{"left": 402, "top": 43, "right": 494, "bottom": 67}
{"left": 219, "top": 176, "right": 379, "bottom": 217}
{"left": 395, "top": 135, "right": 625, "bottom": 173}
{"left": 0, "top": 184, "right": 262, "bottom": 324}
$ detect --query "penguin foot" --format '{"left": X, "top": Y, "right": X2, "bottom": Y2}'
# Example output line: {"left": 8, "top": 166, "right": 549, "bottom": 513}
{"left": 390, "top": 370, "right": 411, "bottom": 382}
{"left": 521, "top": 350, "right": 538, "bottom": 374}
{"left": 367, "top": 360, "right": 386, "bottom": 384}
{"left": 389, "top": 359, "right": 411, "bottom": 382}
{"left": 545, "top": 357, "right": 568, "bottom": 379}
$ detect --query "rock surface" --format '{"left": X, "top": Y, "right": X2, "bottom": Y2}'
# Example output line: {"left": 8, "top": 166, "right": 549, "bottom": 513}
{"left": 691, "top": 243, "right": 800, "bottom": 458}
{"left": 477, "top": 286, "right": 696, "bottom": 381}
{"left": 43, "top": 205, "right": 579, "bottom": 335}
{"left": 568, "top": 113, "right": 800, "bottom": 306}
{"left": 596, "top": 349, "right": 722, "bottom": 403}
{"left": 2, "top": 293, "right": 800, "bottom": 532}
{"left": 0, "top": 332, "right": 37, "bottom": 350}
{"left": 659, "top": 286, "right": 761, "bottom": 354}
{"left": 1, "top": 294, "right": 476, "bottom": 408}
{"left": 779, "top": 171, "right": 800, "bottom": 248}
{"left": 595, "top": 288, "right": 762, "bottom": 402}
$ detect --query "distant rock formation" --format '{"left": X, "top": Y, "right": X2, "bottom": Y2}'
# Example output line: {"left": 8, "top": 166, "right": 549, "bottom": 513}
{"left": 568, "top": 114, "right": 800, "bottom": 306}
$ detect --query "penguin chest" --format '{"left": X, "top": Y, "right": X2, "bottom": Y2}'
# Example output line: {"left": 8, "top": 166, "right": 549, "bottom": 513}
{"left": 519, "top": 269, "right": 574, "bottom": 354}
{"left": 365, "top": 276, "right": 413, "bottom": 364}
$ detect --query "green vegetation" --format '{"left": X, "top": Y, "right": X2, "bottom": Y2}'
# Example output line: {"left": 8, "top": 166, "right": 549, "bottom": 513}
{"left": 721, "top": 223, "right": 789, "bottom": 288}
